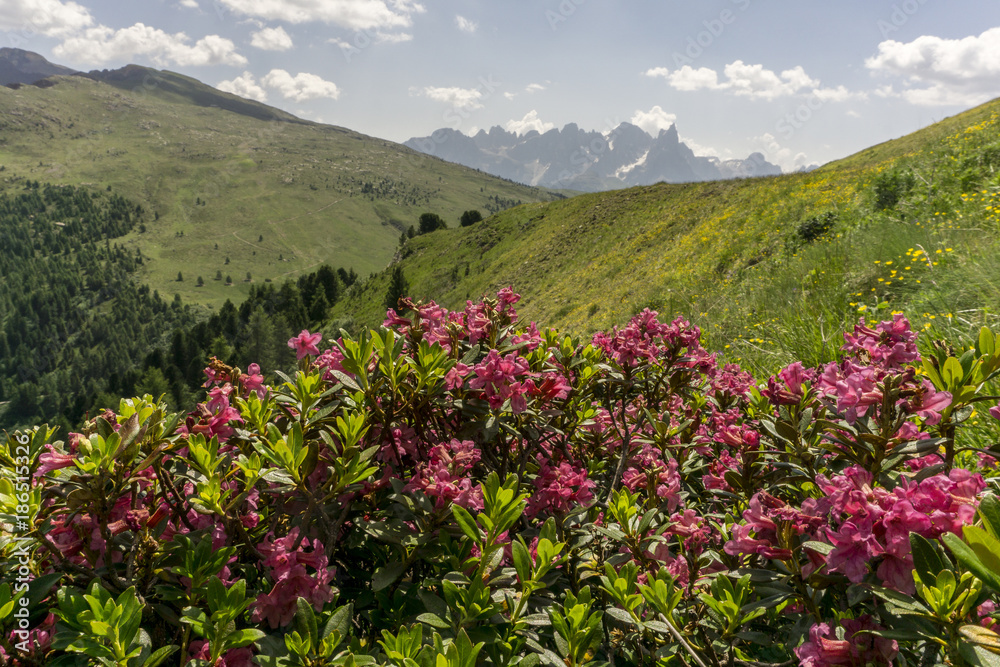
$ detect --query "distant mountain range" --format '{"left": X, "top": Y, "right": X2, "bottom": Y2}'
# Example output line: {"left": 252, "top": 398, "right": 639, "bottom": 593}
{"left": 405, "top": 122, "right": 782, "bottom": 192}
{"left": 0, "top": 47, "right": 77, "bottom": 85}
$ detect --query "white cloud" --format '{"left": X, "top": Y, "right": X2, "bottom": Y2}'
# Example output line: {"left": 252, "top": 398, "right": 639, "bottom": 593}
{"left": 647, "top": 60, "right": 864, "bottom": 102}
{"left": 630, "top": 105, "right": 676, "bottom": 136}
{"left": 262, "top": 69, "right": 340, "bottom": 101}
{"left": 525, "top": 83, "right": 545, "bottom": 93}
{"left": 812, "top": 85, "right": 860, "bottom": 102}
{"left": 374, "top": 31, "right": 412, "bottom": 43}
{"left": 659, "top": 65, "right": 722, "bottom": 92}
{"left": 865, "top": 27, "right": 1000, "bottom": 106}
{"left": 217, "top": 71, "right": 268, "bottom": 101}
{"left": 0, "top": 0, "right": 93, "bottom": 37}
{"left": 721, "top": 61, "right": 817, "bottom": 99}
{"left": 455, "top": 15, "right": 476, "bottom": 33}
{"left": 505, "top": 110, "right": 554, "bottom": 135}
{"left": 418, "top": 86, "right": 483, "bottom": 109}
{"left": 216, "top": 0, "right": 425, "bottom": 31}
{"left": 250, "top": 25, "right": 293, "bottom": 50}
{"left": 179, "top": 0, "right": 199, "bottom": 8}
{"left": 53, "top": 23, "right": 247, "bottom": 66}
{"left": 846, "top": 110, "right": 861, "bottom": 118}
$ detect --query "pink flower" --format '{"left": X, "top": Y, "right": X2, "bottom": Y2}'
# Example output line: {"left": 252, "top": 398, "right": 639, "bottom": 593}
{"left": 525, "top": 457, "right": 595, "bottom": 518}
{"left": 907, "top": 379, "right": 951, "bottom": 425}
{"left": 252, "top": 528, "right": 335, "bottom": 628}
{"left": 796, "top": 616, "right": 898, "bottom": 667}
{"left": 469, "top": 349, "right": 533, "bottom": 412}
{"left": 188, "top": 640, "right": 255, "bottom": 667}
{"left": 621, "top": 447, "right": 681, "bottom": 510}
{"left": 404, "top": 439, "right": 484, "bottom": 511}
{"left": 241, "top": 363, "right": 268, "bottom": 399}
{"left": 288, "top": 330, "right": 323, "bottom": 359}
{"left": 37, "top": 444, "right": 76, "bottom": 476}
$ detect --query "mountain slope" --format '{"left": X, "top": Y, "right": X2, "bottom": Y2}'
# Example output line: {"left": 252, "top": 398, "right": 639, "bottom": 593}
{"left": 0, "top": 62, "right": 559, "bottom": 308}
{"left": 405, "top": 121, "right": 781, "bottom": 191}
{"left": 0, "top": 48, "right": 76, "bottom": 85}
{"left": 336, "top": 98, "right": 1000, "bottom": 374}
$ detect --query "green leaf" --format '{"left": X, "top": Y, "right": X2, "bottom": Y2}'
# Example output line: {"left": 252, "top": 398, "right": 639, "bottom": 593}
{"left": 801, "top": 541, "right": 834, "bottom": 556}
{"left": 604, "top": 607, "right": 635, "bottom": 626}
{"left": 979, "top": 327, "right": 997, "bottom": 357}
{"left": 323, "top": 603, "right": 352, "bottom": 641}
{"left": 452, "top": 505, "right": 483, "bottom": 544}
{"left": 25, "top": 572, "right": 63, "bottom": 609}
{"left": 910, "top": 533, "right": 950, "bottom": 588}
{"left": 942, "top": 357, "right": 965, "bottom": 390}
{"left": 979, "top": 495, "right": 1000, "bottom": 541}
{"left": 511, "top": 539, "right": 531, "bottom": 584}
{"left": 943, "top": 532, "right": 1000, "bottom": 594}
{"left": 294, "top": 597, "right": 318, "bottom": 650}
{"left": 227, "top": 628, "right": 266, "bottom": 648}
{"left": 372, "top": 561, "right": 407, "bottom": 592}
{"left": 142, "top": 645, "right": 179, "bottom": 667}
{"left": 416, "top": 613, "right": 451, "bottom": 629}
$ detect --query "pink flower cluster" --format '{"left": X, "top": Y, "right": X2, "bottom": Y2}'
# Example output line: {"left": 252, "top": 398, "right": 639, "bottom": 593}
{"left": 384, "top": 287, "right": 521, "bottom": 352}
{"left": 252, "top": 527, "right": 336, "bottom": 628}
{"left": 188, "top": 641, "right": 254, "bottom": 667}
{"left": 622, "top": 444, "right": 681, "bottom": 511}
{"left": 181, "top": 382, "right": 243, "bottom": 442}
{"left": 524, "top": 456, "right": 595, "bottom": 518}
{"left": 763, "top": 316, "right": 952, "bottom": 426}
{"left": 724, "top": 491, "right": 825, "bottom": 562}
{"left": 796, "top": 616, "right": 898, "bottom": 667}
{"left": 470, "top": 349, "right": 533, "bottom": 412}
{"left": 404, "top": 439, "right": 484, "bottom": 510}
{"left": 592, "top": 310, "right": 703, "bottom": 369}
{"left": 819, "top": 466, "right": 984, "bottom": 593}
{"left": 725, "top": 465, "right": 985, "bottom": 594}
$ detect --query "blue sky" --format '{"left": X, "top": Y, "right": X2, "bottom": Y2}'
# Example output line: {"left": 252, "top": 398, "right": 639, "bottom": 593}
{"left": 3, "top": 0, "right": 1000, "bottom": 170}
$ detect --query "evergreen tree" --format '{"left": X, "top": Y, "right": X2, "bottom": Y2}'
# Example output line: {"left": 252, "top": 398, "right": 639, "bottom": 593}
{"left": 384, "top": 265, "right": 409, "bottom": 310}
{"left": 418, "top": 212, "right": 446, "bottom": 234}
{"left": 309, "top": 291, "right": 330, "bottom": 323}
{"left": 460, "top": 210, "right": 483, "bottom": 227}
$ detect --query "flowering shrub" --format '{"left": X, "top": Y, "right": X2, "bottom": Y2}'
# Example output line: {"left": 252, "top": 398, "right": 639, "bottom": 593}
{"left": 2, "top": 288, "right": 1000, "bottom": 666}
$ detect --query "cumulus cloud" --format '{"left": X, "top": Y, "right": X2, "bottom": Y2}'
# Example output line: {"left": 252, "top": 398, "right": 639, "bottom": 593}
{"left": 455, "top": 15, "right": 476, "bottom": 33}
{"left": 865, "top": 27, "right": 1000, "bottom": 106}
{"left": 505, "top": 110, "right": 554, "bottom": 135}
{"left": 179, "top": 0, "right": 199, "bottom": 8}
{"left": 53, "top": 23, "right": 247, "bottom": 66}
{"left": 215, "top": 0, "right": 425, "bottom": 31}
{"left": 262, "top": 69, "right": 340, "bottom": 101}
{"left": 0, "top": 0, "right": 93, "bottom": 37}
{"left": 217, "top": 71, "right": 268, "bottom": 101}
{"left": 418, "top": 86, "right": 483, "bottom": 109}
{"left": 630, "top": 105, "right": 676, "bottom": 136}
{"left": 250, "top": 25, "right": 293, "bottom": 50}
{"left": 647, "top": 60, "right": 865, "bottom": 102}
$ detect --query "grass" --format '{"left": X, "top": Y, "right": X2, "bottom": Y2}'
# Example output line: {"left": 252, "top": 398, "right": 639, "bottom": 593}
{"left": 331, "top": 97, "right": 1000, "bottom": 377}
{"left": 0, "top": 69, "right": 560, "bottom": 309}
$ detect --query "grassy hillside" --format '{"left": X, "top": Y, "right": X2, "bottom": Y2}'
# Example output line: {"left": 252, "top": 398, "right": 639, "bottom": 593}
{"left": 333, "top": 98, "right": 1000, "bottom": 375}
{"left": 0, "top": 69, "right": 558, "bottom": 308}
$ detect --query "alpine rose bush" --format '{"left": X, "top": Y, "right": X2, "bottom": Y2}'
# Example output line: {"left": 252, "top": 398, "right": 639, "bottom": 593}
{"left": 2, "top": 288, "right": 1000, "bottom": 667}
